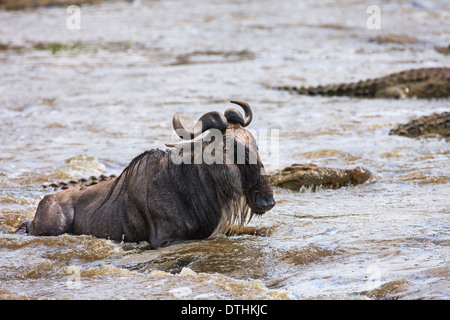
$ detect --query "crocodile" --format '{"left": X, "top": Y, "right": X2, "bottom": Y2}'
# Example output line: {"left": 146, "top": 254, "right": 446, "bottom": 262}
{"left": 269, "top": 163, "right": 373, "bottom": 192}
{"left": 43, "top": 164, "right": 373, "bottom": 192}
{"left": 275, "top": 67, "right": 450, "bottom": 99}
{"left": 389, "top": 111, "right": 450, "bottom": 139}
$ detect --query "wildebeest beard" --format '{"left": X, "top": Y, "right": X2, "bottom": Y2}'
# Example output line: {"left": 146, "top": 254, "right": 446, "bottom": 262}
{"left": 16, "top": 100, "right": 275, "bottom": 249}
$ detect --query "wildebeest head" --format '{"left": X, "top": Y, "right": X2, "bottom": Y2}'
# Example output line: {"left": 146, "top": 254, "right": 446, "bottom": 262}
{"left": 166, "top": 100, "right": 275, "bottom": 217}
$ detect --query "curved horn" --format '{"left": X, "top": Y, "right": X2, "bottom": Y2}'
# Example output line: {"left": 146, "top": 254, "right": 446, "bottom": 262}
{"left": 229, "top": 100, "right": 253, "bottom": 127}
{"left": 172, "top": 111, "right": 228, "bottom": 140}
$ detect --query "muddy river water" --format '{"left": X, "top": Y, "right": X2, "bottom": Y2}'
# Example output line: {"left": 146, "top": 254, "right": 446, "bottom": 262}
{"left": 0, "top": 0, "right": 449, "bottom": 299}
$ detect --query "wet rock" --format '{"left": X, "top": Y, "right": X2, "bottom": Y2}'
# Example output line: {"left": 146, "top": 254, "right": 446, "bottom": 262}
{"left": 170, "top": 50, "right": 255, "bottom": 66}
{"left": 434, "top": 45, "right": 450, "bottom": 55}
{"left": 225, "top": 225, "right": 276, "bottom": 237}
{"left": 269, "top": 163, "right": 373, "bottom": 192}
{"left": 389, "top": 111, "right": 450, "bottom": 139}
{"left": 0, "top": 40, "right": 146, "bottom": 54}
{"left": 360, "top": 280, "right": 410, "bottom": 300}
{"left": 275, "top": 67, "right": 450, "bottom": 99}
{"left": 0, "top": 0, "right": 116, "bottom": 11}
{"left": 368, "top": 33, "right": 420, "bottom": 44}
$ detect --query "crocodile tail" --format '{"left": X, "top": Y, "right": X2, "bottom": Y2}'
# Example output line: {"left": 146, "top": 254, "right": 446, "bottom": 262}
{"left": 274, "top": 84, "right": 343, "bottom": 96}
{"left": 275, "top": 81, "right": 379, "bottom": 97}
{"left": 42, "top": 174, "right": 117, "bottom": 190}
{"left": 273, "top": 85, "right": 311, "bottom": 94}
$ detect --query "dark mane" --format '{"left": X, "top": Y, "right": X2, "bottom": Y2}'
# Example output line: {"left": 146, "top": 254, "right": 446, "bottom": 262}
{"left": 93, "top": 149, "right": 169, "bottom": 214}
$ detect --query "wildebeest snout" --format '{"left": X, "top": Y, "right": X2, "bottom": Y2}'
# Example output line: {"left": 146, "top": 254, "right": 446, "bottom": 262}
{"left": 246, "top": 174, "right": 275, "bottom": 215}
{"left": 255, "top": 192, "right": 276, "bottom": 212}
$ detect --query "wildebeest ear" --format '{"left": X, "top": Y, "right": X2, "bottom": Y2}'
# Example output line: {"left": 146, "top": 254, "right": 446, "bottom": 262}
{"left": 224, "top": 108, "right": 245, "bottom": 126}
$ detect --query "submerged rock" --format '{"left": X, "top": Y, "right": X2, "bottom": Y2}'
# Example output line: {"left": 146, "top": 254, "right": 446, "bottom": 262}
{"left": 389, "top": 111, "right": 450, "bottom": 139}
{"left": 0, "top": 0, "right": 114, "bottom": 10}
{"left": 434, "top": 45, "right": 450, "bottom": 55}
{"left": 269, "top": 163, "right": 373, "bottom": 192}
{"left": 274, "top": 67, "right": 450, "bottom": 99}
{"left": 369, "top": 33, "right": 420, "bottom": 44}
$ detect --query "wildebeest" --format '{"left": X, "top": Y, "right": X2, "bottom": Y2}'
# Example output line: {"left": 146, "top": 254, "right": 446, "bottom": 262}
{"left": 16, "top": 101, "right": 275, "bottom": 248}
